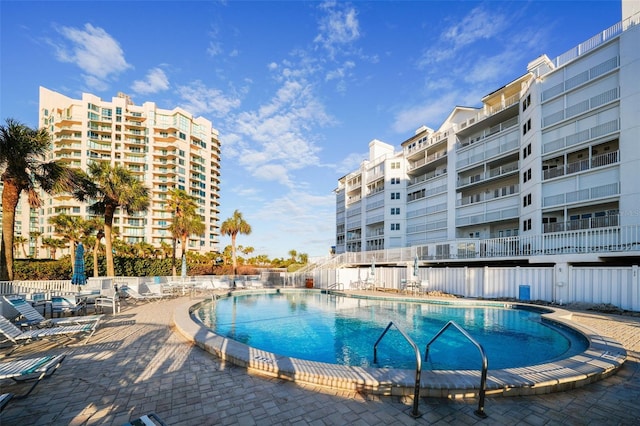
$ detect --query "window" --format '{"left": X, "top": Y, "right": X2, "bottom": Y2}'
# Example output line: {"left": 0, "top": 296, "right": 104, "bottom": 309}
{"left": 522, "top": 94, "right": 531, "bottom": 112}
{"left": 390, "top": 162, "right": 400, "bottom": 169}
{"left": 522, "top": 118, "right": 532, "bottom": 135}
{"left": 523, "top": 143, "right": 532, "bottom": 159}
{"left": 523, "top": 168, "right": 531, "bottom": 183}
{"left": 391, "top": 192, "right": 400, "bottom": 200}
{"left": 390, "top": 177, "right": 400, "bottom": 184}
{"left": 390, "top": 223, "right": 400, "bottom": 231}
{"left": 391, "top": 207, "right": 400, "bottom": 215}
{"left": 523, "top": 218, "right": 532, "bottom": 231}
{"left": 523, "top": 193, "right": 532, "bottom": 207}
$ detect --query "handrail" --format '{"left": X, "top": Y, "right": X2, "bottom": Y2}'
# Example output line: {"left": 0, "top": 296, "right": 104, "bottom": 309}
{"left": 425, "top": 321, "right": 488, "bottom": 418}
{"left": 373, "top": 321, "right": 422, "bottom": 418}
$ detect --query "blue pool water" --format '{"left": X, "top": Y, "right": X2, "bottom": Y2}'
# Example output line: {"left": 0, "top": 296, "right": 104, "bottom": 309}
{"left": 196, "top": 291, "right": 588, "bottom": 370}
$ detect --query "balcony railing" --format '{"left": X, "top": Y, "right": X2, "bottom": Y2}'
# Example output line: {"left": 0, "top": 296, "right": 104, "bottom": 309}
{"left": 544, "top": 214, "right": 619, "bottom": 233}
{"left": 457, "top": 162, "right": 519, "bottom": 187}
{"left": 543, "top": 150, "right": 619, "bottom": 180}
{"left": 543, "top": 182, "right": 620, "bottom": 207}
{"left": 457, "top": 184, "right": 519, "bottom": 206}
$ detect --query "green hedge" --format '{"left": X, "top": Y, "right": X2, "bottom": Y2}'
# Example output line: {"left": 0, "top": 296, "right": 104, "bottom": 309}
{"left": 14, "top": 256, "right": 177, "bottom": 280}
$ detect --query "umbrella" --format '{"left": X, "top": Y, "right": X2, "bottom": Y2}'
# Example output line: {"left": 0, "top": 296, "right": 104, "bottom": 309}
{"left": 370, "top": 258, "right": 375, "bottom": 277}
{"left": 413, "top": 255, "right": 419, "bottom": 277}
{"left": 71, "top": 242, "right": 87, "bottom": 286}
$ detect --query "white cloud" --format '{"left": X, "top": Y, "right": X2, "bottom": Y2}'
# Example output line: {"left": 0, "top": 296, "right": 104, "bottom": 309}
{"left": 391, "top": 92, "right": 460, "bottom": 134}
{"left": 131, "top": 68, "right": 170, "bottom": 95}
{"left": 54, "top": 23, "right": 131, "bottom": 89}
{"left": 418, "top": 6, "right": 507, "bottom": 68}
{"left": 314, "top": 2, "right": 361, "bottom": 57}
{"left": 176, "top": 80, "right": 241, "bottom": 117}
{"left": 231, "top": 79, "right": 332, "bottom": 179}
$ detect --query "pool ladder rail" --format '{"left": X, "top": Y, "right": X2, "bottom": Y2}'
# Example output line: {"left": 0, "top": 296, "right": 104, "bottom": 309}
{"left": 373, "top": 320, "right": 489, "bottom": 419}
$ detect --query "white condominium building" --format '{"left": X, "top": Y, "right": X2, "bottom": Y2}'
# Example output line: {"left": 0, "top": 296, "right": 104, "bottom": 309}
{"left": 335, "top": 5, "right": 640, "bottom": 264}
{"left": 25, "top": 87, "right": 221, "bottom": 257}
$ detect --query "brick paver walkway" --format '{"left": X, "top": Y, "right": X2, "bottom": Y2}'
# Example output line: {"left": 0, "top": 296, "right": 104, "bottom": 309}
{"left": 1, "top": 296, "right": 639, "bottom": 425}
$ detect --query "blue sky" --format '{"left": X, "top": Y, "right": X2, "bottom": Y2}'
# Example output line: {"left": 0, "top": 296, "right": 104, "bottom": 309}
{"left": 1, "top": 0, "right": 623, "bottom": 259}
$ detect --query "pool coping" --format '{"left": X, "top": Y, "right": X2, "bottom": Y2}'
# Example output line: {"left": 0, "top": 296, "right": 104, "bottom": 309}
{"left": 172, "top": 289, "right": 627, "bottom": 398}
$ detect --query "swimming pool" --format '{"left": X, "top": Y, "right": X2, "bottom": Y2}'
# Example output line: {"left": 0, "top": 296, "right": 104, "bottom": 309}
{"left": 196, "top": 291, "right": 587, "bottom": 370}
{"left": 178, "top": 289, "right": 626, "bottom": 397}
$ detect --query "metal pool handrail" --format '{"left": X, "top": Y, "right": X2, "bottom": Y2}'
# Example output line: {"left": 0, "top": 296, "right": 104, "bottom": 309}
{"left": 425, "top": 320, "right": 489, "bottom": 419}
{"left": 373, "top": 321, "right": 422, "bottom": 418}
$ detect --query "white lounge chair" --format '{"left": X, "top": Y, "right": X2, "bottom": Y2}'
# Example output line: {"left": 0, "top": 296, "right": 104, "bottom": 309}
{"left": 2, "top": 296, "right": 103, "bottom": 328}
{"left": 121, "top": 285, "right": 164, "bottom": 303}
{"left": 0, "top": 354, "right": 66, "bottom": 401}
{"left": 51, "top": 295, "right": 87, "bottom": 317}
{"left": 0, "top": 315, "right": 98, "bottom": 353}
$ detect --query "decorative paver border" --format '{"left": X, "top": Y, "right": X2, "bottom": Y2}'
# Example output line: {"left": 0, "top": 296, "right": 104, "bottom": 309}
{"left": 172, "top": 289, "right": 626, "bottom": 398}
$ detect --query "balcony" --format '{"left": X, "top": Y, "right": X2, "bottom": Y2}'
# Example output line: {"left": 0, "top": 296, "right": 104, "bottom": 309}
{"left": 543, "top": 150, "right": 619, "bottom": 180}
{"left": 457, "top": 162, "right": 519, "bottom": 188}
{"left": 543, "top": 182, "right": 620, "bottom": 208}
{"left": 544, "top": 214, "right": 619, "bottom": 233}
{"left": 456, "top": 116, "right": 518, "bottom": 150}
{"left": 457, "top": 184, "right": 519, "bottom": 207}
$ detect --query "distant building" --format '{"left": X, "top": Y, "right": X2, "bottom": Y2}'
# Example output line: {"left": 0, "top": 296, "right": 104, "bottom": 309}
{"left": 335, "top": 5, "right": 640, "bottom": 264}
{"left": 12, "top": 87, "right": 221, "bottom": 258}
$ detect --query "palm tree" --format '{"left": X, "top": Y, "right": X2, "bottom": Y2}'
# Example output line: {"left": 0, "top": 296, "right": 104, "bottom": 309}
{"left": 49, "top": 213, "right": 87, "bottom": 274}
{"left": 220, "top": 210, "right": 252, "bottom": 275}
{"left": 30, "top": 230, "right": 42, "bottom": 258}
{"left": 41, "top": 237, "right": 66, "bottom": 260}
{"left": 13, "top": 235, "right": 28, "bottom": 258}
{"left": 167, "top": 188, "right": 205, "bottom": 276}
{"left": 92, "top": 225, "right": 105, "bottom": 278}
{"left": 0, "top": 118, "right": 80, "bottom": 280}
{"left": 288, "top": 249, "right": 298, "bottom": 263}
{"left": 82, "top": 162, "right": 150, "bottom": 276}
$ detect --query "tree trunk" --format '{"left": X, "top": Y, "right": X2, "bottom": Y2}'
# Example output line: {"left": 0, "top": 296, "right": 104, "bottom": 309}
{"left": 104, "top": 204, "right": 116, "bottom": 277}
{"left": 93, "top": 230, "right": 103, "bottom": 277}
{"left": 231, "top": 234, "right": 237, "bottom": 275}
{"left": 0, "top": 181, "right": 20, "bottom": 281}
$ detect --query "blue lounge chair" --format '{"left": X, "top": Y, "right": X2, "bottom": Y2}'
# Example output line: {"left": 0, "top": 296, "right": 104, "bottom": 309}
{"left": 2, "top": 295, "right": 103, "bottom": 328}
{"left": 0, "top": 315, "right": 98, "bottom": 354}
{"left": 0, "top": 354, "right": 66, "bottom": 404}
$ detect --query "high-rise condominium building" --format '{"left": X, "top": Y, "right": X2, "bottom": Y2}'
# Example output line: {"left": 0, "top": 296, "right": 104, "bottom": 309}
{"left": 335, "top": 4, "right": 640, "bottom": 264}
{"left": 20, "top": 87, "right": 221, "bottom": 257}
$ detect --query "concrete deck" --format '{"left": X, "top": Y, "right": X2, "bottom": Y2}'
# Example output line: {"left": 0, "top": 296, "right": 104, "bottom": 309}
{"left": 1, "top": 294, "right": 639, "bottom": 425}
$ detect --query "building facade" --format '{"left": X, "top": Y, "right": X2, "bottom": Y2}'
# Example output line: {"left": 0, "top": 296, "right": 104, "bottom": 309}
{"left": 12, "top": 87, "right": 221, "bottom": 258}
{"left": 335, "top": 6, "right": 640, "bottom": 264}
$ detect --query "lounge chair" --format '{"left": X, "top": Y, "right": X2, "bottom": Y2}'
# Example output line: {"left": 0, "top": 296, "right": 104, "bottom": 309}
{"left": 212, "top": 279, "right": 231, "bottom": 291}
{"left": 123, "top": 412, "right": 168, "bottom": 426}
{"left": 2, "top": 296, "right": 103, "bottom": 328}
{"left": 0, "top": 393, "right": 12, "bottom": 412}
{"left": 0, "top": 354, "right": 66, "bottom": 403}
{"left": 0, "top": 315, "right": 98, "bottom": 353}
{"left": 121, "top": 285, "right": 164, "bottom": 303}
{"left": 51, "top": 295, "right": 86, "bottom": 317}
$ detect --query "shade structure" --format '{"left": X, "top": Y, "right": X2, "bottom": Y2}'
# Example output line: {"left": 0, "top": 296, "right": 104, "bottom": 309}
{"left": 71, "top": 242, "right": 87, "bottom": 285}
{"left": 181, "top": 254, "right": 187, "bottom": 277}
{"left": 413, "top": 255, "right": 419, "bottom": 277}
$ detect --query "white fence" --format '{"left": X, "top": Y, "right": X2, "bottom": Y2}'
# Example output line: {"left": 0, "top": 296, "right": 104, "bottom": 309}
{"left": 2, "top": 265, "right": 639, "bottom": 312}
{"left": 305, "top": 265, "right": 640, "bottom": 311}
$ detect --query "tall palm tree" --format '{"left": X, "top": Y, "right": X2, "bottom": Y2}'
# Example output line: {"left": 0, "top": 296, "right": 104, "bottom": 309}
{"left": 0, "top": 118, "right": 79, "bottom": 280}
{"left": 220, "top": 210, "right": 252, "bottom": 275}
{"left": 92, "top": 225, "right": 105, "bottom": 278}
{"left": 30, "top": 230, "right": 42, "bottom": 258}
{"left": 49, "top": 213, "right": 87, "bottom": 274}
{"left": 13, "top": 236, "right": 28, "bottom": 258}
{"left": 167, "top": 188, "right": 205, "bottom": 276}
{"left": 83, "top": 162, "right": 150, "bottom": 276}
{"left": 41, "top": 237, "right": 66, "bottom": 260}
